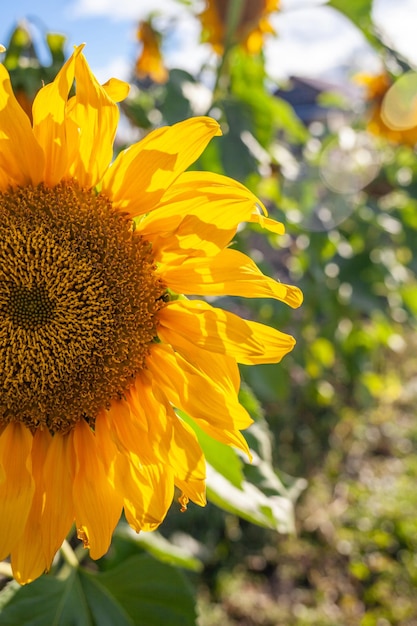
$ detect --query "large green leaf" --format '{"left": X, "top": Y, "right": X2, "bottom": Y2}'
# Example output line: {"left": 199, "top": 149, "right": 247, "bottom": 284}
{"left": 0, "top": 569, "right": 110, "bottom": 626}
{"left": 0, "top": 555, "right": 196, "bottom": 626}
{"left": 114, "top": 525, "right": 203, "bottom": 572}
{"left": 95, "top": 555, "right": 196, "bottom": 626}
{"left": 180, "top": 405, "right": 303, "bottom": 532}
{"left": 206, "top": 459, "right": 296, "bottom": 532}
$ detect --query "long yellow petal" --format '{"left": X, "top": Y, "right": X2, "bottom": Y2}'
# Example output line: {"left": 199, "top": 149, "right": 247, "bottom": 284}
{"left": 41, "top": 432, "right": 75, "bottom": 568}
{"left": 0, "top": 65, "right": 44, "bottom": 188}
{"left": 138, "top": 171, "right": 284, "bottom": 263}
{"left": 101, "top": 117, "right": 221, "bottom": 216}
{"left": 95, "top": 408, "right": 173, "bottom": 531}
{"left": 159, "top": 299, "right": 296, "bottom": 365}
{"left": 159, "top": 247, "right": 303, "bottom": 308}
{"left": 72, "top": 419, "right": 123, "bottom": 560}
{"left": 0, "top": 423, "right": 35, "bottom": 560}
{"left": 66, "top": 52, "right": 122, "bottom": 187}
{"left": 140, "top": 378, "right": 207, "bottom": 505}
{"left": 165, "top": 410, "right": 207, "bottom": 506}
{"left": 103, "top": 395, "right": 162, "bottom": 464}
{"left": 147, "top": 344, "right": 251, "bottom": 456}
{"left": 11, "top": 429, "right": 51, "bottom": 585}
{"left": 32, "top": 45, "right": 84, "bottom": 185}
{"left": 118, "top": 454, "right": 174, "bottom": 533}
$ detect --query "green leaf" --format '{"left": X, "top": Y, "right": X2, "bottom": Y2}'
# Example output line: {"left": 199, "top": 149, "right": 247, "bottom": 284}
{"left": 114, "top": 525, "right": 203, "bottom": 572}
{"left": 46, "top": 33, "right": 66, "bottom": 65}
{"left": 96, "top": 554, "right": 196, "bottom": 626}
{"left": 206, "top": 459, "right": 297, "bottom": 532}
{"left": 3, "top": 24, "right": 35, "bottom": 70}
{"left": 157, "top": 69, "right": 194, "bottom": 124}
{"left": 221, "top": 98, "right": 259, "bottom": 181}
{"left": 0, "top": 555, "right": 196, "bottom": 626}
{"left": 77, "top": 571, "right": 133, "bottom": 626}
{"left": 0, "top": 570, "right": 95, "bottom": 626}
{"left": 329, "top": 0, "right": 373, "bottom": 30}
{"left": 180, "top": 407, "right": 303, "bottom": 532}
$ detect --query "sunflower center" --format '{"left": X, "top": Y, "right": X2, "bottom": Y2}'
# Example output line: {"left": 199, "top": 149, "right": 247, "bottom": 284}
{"left": 6, "top": 284, "right": 55, "bottom": 329}
{"left": 0, "top": 181, "right": 167, "bottom": 433}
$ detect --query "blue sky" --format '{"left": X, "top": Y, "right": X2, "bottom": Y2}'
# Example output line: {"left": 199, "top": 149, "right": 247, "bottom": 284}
{"left": 1, "top": 0, "right": 416, "bottom": 85}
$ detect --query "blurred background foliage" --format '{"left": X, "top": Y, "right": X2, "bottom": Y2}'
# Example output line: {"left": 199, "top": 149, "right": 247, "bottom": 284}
{"left": 2, "top": 0, "right": 417, "bottom": 624}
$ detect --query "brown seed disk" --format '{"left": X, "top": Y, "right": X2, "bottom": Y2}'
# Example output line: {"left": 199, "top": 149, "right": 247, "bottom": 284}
{"left": 0, "top": 181, "right": 167, "bottom": 433}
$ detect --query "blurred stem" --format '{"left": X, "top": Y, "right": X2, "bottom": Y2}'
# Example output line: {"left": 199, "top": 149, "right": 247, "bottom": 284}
{"left": 212, "top": 0, "right": 245, "bottom": 100}
{"left": 60, "top": 539, "right": 79, "bottom": 569}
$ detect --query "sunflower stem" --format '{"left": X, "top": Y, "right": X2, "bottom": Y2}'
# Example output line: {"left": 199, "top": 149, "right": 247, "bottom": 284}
{"left": 212, "top": 0, "right": 245, "bottom": 100}
{"left": 59, "top": 539, "right": 79, "bottom": 569}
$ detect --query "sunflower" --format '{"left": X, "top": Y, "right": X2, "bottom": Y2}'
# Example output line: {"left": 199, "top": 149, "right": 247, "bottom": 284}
{"left": 135, "top": 20, "right": 168, "bottom": 84}
{"left": 358, "top": 72, "right": 417, "bottom": 147}
{"left": 200, "top": 0, "right": 279, "bottom": 55}
{"left": 0, "top": 45, "right": 302, "bottom": 584}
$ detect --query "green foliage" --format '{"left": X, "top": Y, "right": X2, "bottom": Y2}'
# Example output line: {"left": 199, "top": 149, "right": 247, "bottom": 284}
{"left": 0, "top": 555, "right": 196, "bottom": 626}
{"left": 2, "top": 0, "right": 417, "bottom": 623}
{"left": 2, "top": 22, "right": 67, "bottom": 104}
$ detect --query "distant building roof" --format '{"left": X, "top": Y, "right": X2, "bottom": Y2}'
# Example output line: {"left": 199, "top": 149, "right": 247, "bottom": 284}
{"left": 275, "top": 75, "right": 359, "bottom": 125}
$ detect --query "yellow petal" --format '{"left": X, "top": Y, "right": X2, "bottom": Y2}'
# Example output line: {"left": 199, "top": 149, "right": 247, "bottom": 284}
{"left": 101, "top": 77, "right": 130, "bottom": 102}
{"left": 178, "top": 340, "right": 242, "bottom": 394}
{"left": 11, "top": 429, "right": 52, "bottom": 585}
{"left": 165, "top": 411, "right": 207, "bottom": 507}
{"left": 138, "top": 171, "right": 282, "bottom": 263}
{"left": 147, "top": 344, "right": 251, "bottom": 456}
{"left": 159, "top": 247, "right": 303, "bottom": 308}
{"left": 32, "top": 45, "right": 84, "bottom": 185}
{"left": 0, "top": 65, "right": 44, "bottom": 189}
{"left": 0, "top": 423, "right": 35, "bottom": 560}
{"left": 159, "top": 299, "right": 296, "bottom": 365}
{"left": 141, "top": 378, "right": 207, "bottom": 505}
{"left": 41, "top": 432, "right": 75, "bottom": 567}
{"left": 250, "top": 212, "right": 285, "bottom": 234}
{"left": 66, "top": 52, "right": 121, "bottom": 187}
{"left": 118, "top": 454, "right": 174, "bottom": 533}
{"left": 101, "top": 117, "right": 221, "bottom": 216}
{"left": 72, "top": 419, "right": 122, "bottom": 560}
{"left": 103, "top": 394, "right": 162, "bottom": 464}
{"left": 95, "top": 408, "right": 173, "bottom": 532}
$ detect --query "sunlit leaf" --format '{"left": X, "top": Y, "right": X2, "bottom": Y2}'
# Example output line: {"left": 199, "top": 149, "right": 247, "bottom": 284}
{"left": 114, "top": 525, "right": 203, "bottom": 572}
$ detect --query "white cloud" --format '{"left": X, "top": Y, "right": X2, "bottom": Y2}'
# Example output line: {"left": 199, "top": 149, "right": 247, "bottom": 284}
{"left": 266, "top": 5, "right": 377, "bottom": 82}
{"left": 68, "top": 0, "right": 184, "bottom": 21}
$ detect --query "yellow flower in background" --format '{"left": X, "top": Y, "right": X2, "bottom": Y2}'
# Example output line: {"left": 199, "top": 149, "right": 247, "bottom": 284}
{"left": 358, "top": 72, "right": 417, "bottom": 147}
{"left": 200, "top": 0, "right": 279, "bottom": 54}
{"left": 135, "top": 20, "right": 168, "bottom": 84}
{"left": 0, "top": 45, "right": 302, "bottom": 584}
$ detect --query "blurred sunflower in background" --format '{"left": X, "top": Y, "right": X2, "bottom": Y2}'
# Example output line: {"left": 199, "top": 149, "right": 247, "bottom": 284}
{"left": 0, "top": 45, "right": 301, "bottom": 585}
{"left": 135, "top": 19, "right": 168, "bottom": 84}
{"left": 358, "top": 71, "right": 417, "bottom": 147}
{"left": 200, "top": 0, "right": 280, "bottom": 54}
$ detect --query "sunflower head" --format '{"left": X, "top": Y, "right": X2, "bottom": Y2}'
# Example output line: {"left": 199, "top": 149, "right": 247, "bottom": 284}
{"left": 200, "top": 0, "right": 279, "bottom": 54}
{"left": 0, "top": 45, "right": 301, "bottom": 585}
{"left": 357, "top": 71, "right": 417, "bottom": 147}
{"left": 135, "top": 20, "right": 168, "bottom": 84}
